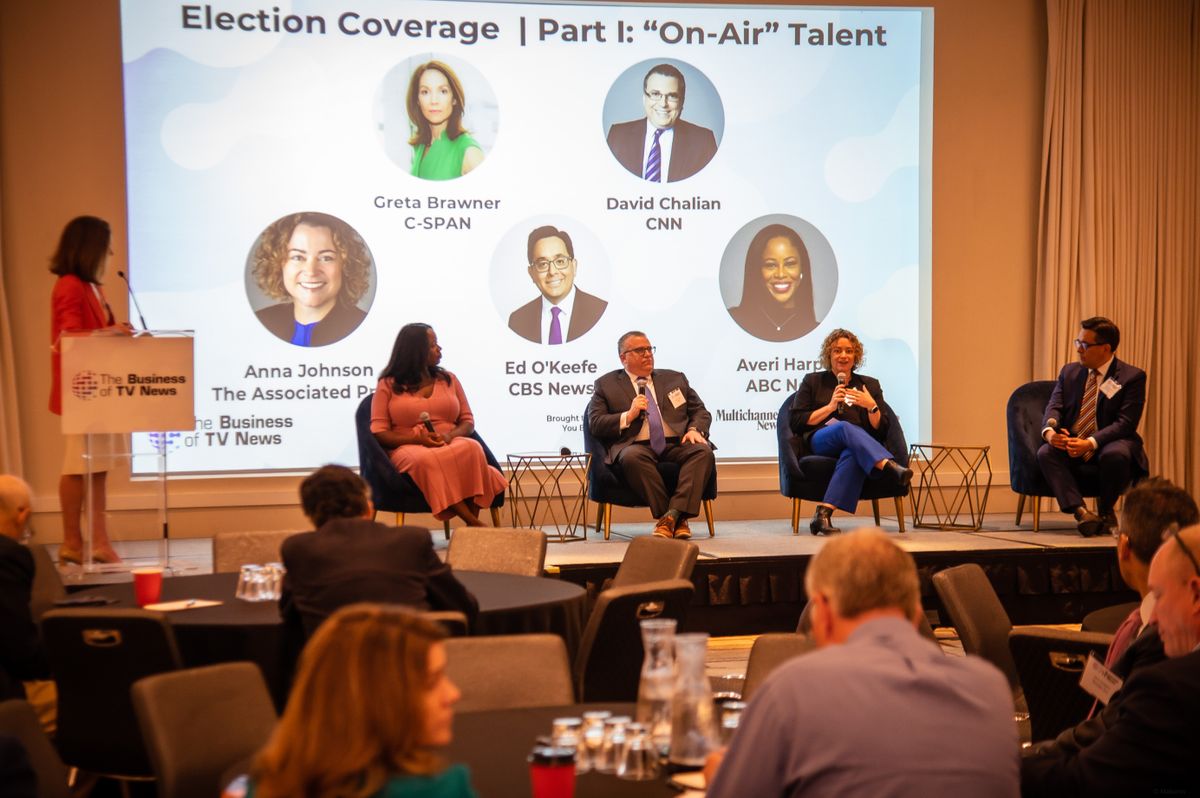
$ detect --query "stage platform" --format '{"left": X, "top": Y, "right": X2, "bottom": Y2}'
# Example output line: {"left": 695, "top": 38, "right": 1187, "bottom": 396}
{"left": 55, "top": 510, "right": 1134, "bottom": 637}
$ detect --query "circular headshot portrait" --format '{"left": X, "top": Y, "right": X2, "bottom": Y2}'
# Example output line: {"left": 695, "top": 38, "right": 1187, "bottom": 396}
{"left": 245, "top": 212, "right": 376, "bottom": 348}
{"left": 719, "top": 216, "right": 838, "bottom": 342}
{"left": 603, "top": 59, "right": 724, "bottom": 184}
{"left": 375, "top": 54, "right": 498, "bottom": 181}
{"left": 490, "top": 217, "right": 612, "bottom": 346}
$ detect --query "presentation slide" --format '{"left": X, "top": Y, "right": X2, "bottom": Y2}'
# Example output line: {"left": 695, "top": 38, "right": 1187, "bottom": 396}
{"left": 119, "top": 0, "right": 933, "bottom": 474}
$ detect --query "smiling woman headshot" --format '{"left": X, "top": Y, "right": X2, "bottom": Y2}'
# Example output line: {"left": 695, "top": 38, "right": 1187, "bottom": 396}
{"left": 727, "top": 223, "right": 818, "bottom": 342}
{"left": 407, "top": 60, "right": 484, "bottom": 181}
{"left": 248, "top": 212, "right": 374, "bottom": 347}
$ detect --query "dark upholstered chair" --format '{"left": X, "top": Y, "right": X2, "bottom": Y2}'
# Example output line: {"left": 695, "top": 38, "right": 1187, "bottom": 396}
{"left": 611, "top": 536, "right": 699, "bottom": 588}
{"left": 446, "top": 527, "right": 547, "bottom": 577}
{"left": 1009, "top": 627, "right": 1112, "bottom": 743}
{"left": 28, "top": 542, "right": 67, "bottom": 622}
{"left": 132, "top": 663, "right": 277, "bottom": 798}
{"left": 574, "top": 579, "right": 695, "bottom": 702}
{"left": 0, "top": 699, "right": 70, "bottom": 798}
{"left": 355, "top": 394, "right": 504, "bottom": 539}
{"left": 931, "top": 565, "right": 1021, "bottom": 693}
{"left": 445, "top": 634, "right": 574, "bottom": 712}
{"left": 581, "top": 402, "right": 716, "bottom": 540}
{"left": 1007, "top": 380, "right": 1106, "bottom": 531}
{"left": 42, "top": 609, "right": 184, "bottom": 781}
{"left": 776, "top": 393, "right": 910, "bottom": 535}
{"left": 796, "top": 598, "right": 939, "bottom": 644}
{"left": 741, "top": 633, "right": 817, "bottom": 701}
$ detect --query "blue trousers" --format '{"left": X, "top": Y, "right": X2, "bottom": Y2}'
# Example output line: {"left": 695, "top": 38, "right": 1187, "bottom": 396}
{"left": 810, "top": 421, "right": 893, "bottom": 513}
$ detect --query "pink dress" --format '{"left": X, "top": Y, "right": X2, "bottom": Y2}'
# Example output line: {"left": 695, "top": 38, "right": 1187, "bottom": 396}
{"left": 370, "top": 372, "right": 507, "bottom": 520}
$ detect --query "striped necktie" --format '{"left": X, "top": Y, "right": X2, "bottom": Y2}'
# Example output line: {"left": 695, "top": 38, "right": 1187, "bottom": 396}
{"left": 1076, "top": 369, "right": 1099, "bottom": 461}
{"left": 644, "top": 128, "right": 664, "bottom": 182}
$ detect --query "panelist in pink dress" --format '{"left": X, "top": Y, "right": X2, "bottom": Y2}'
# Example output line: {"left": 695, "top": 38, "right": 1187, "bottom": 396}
{"left": 370, "top": 323, "right": 506, "bottom": 527}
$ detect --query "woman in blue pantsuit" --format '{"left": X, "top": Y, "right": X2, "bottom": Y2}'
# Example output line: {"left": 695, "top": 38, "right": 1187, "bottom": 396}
{"left": 788, "top": 329, "right": 912, "bottom": 535}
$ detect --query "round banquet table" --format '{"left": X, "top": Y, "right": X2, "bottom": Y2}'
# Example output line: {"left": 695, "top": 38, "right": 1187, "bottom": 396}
{"left": 449, "top": 703, "right": 679, "bottom": 798}
{"left": 85, "top": 570, "right": 585, "bottom": 706}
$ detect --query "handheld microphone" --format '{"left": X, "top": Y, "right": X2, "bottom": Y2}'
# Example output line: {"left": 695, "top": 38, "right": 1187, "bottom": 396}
{"left": 116, "top": 270, "right": 148, "bottom": 330}
{"left": 560, "top": 446, "right": 572, "bottom": 456}
{"left": 636, "top": 377, "right": 648, "bottom": 396}
{"left": 418, "top": 412, "right": 436, "bottom": 434}
{"left": 1046, "top": 418, "right": 1058, "bottom": 431}
{"left": 835, "top": 372, "right": 847, "bottom": 417}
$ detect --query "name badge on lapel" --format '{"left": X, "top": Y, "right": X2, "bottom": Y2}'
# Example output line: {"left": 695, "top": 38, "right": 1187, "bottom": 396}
{"left": 1099, "top": 378, "right": 1121, "bottom": 399}
{"left": 667, "top": 388, "right": 686, "bottom": 409}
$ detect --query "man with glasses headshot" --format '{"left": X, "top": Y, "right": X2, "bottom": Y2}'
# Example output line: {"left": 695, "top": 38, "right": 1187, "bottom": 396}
{"left": 1021, "top": 522, "right": 1200, "bottom": 796}
{"left": 507, "top": 225, "right": 607, "bottom": 345}
{"left": 588, "top": 331, "right": 715, "bottom": 539}
{"left": 606, "top": 62, "right": 718, "bottom": 183}
{"left": 1038, "top": 316, "right": 1148, "bottom": 536}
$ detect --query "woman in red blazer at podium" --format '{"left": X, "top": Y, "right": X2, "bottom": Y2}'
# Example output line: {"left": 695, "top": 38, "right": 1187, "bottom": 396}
{"left": 48, "top": 216, "right": 132, "bottom": 564}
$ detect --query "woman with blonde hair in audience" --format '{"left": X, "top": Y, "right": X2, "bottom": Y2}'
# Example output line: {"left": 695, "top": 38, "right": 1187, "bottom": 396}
{"left": 246, "top": 604, "right": 477, "bottom": 798}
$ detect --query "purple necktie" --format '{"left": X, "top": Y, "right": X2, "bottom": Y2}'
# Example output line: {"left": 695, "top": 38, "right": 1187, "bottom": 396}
{"left": 548, "top": 307, "right": 563, "bottom": 345}
{"left": 644, "top": 385, "right": 666, "bottom": 454}
{"left": 644, "top": 128, "right": 664, "bottom": 182}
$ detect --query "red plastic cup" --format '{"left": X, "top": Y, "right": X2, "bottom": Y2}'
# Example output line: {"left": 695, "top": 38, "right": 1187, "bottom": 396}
{"left": 528, "top": 745, "right": 575, "bottom": 798}
{"left": 132, "top": 568, "right": 163, "bottom": 607}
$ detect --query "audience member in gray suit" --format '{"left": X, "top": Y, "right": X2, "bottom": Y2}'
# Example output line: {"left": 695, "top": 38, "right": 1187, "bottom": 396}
{"left": 705, "top": 529, "right": 1019, "bottom": 798}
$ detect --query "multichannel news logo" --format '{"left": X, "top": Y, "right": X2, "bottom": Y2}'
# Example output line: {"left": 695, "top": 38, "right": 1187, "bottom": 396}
{"left": 69, "top": 370, "right": 188, "bottom": 400}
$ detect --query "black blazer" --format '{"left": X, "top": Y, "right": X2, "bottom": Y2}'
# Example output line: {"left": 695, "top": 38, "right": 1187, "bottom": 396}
{"left": 1042, "top": 358, "right": 1149, "bottom": 471}
{"left": 507, "top": 288, "right": 608, "bottom": 344}
{"left": 588, "top": 368, "right": 711, "bottom": 464}
{"left": 605, "top": 118, "right": 718, "bottom": 182}
{"left": 0, "top": 537, "right": 49, "bottom": 699}
{"left": 255, "top": 300, "right": 367, "bottom": 347}
{"left": 279, "top": 518, "right": 478, "bottom": 638}
{"left": 788, "top": 371, "right": 892, "bottom": 456}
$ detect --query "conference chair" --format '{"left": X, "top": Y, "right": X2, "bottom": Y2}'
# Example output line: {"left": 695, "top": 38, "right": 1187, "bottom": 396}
{"left": 1009, "top": 627, "right": 1113, "bottom": 743}
{"left": 444, "top": 634, "right": 574, "bottom": 712}
{"left": 796, "top": 598, "right": 939, "bottom": 644}
{"left": 931, "top": 564, "right": 1023, "bottom": 696}
{"left": 574, "top": 578, "right": 695, "bottom": 702}
{"left": 423, "top": 610, "right": 470, "bottom": 637}
{"left": 581, "top": 402, "right": 716, "bottom": 540}
{"left": 131, "top": 663, "right": 277, "bottom": 798}
{"left": 610, "top": 536, "right": 699, "bottom": 588}
{"left": 741, "top": 633, "right": 816, "bottom": 701}
{"left": 355, "top": 394, "right": 504, "bottom": 539}
{"left": 446, "top": 527, "right": 547, "bottom": 577}
{"left": 776, "top": 393, "right": 911, "bottom": 535}
{"left": 211, "top": 529, "right": 298, "bottom": 573}
{"left": 41, "top": 608, "right": 184, "bottom": 783}
{"left": 27, "top": 542, "right": 67, "bottom": 621}
{"left": 1006, "top": 380, "right": 1131, "bottom": 531}
{"left": 0, "top": 698, "right": 70, "bottom": 798}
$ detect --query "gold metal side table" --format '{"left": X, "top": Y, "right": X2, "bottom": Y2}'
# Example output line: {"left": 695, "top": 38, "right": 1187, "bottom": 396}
{"left": 505, "top": 452, "right": 590, "bottom": 542}
{"left": 908, "top": 444, "right": 992, "bottom": 530}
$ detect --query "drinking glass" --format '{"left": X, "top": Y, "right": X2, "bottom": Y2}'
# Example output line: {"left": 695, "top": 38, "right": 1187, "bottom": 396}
{"left": 617, "top": 722, "right": 658, "bottom": 781}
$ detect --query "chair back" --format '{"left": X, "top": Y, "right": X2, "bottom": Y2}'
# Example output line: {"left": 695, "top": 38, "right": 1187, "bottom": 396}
{"left": 447, "top": 527, "right": 547, "bottom": 577}
{"left": 0, "top": 699, "right": 70, "bottom": 798}
{"left": 611, "top": 537, "right": 699, "bottom": 588}
{"left": 742, "top": 633, "right": 816, "bottom": 701}
{"left": 1009, "top": 627, "right": 1112, "bottom": 743}
{"left": 931, "top": 564, "right": 1020, "bottom": 690}
{"left": 1007, "top": 380, "right": 1055, "bottom": 494}
{"left": 27, "top": 543, "right": 66, "bottom": 621}
{"left": 212, "top": 530, "right": 297, "bottom": 573}
{"left": 132, "top": 662, "right": 277, "bottom": 798}
{"left": 574, "top": 578, "right": 694, "bottom": 702}
{"left": 41, "top": 608, "right": 183, "bottom": 777}
{"left": 444, "top": 634, "right": 574, "bottom": 712}
{"left": 423, "top": 610, "right": 470, "bottom": 637}
{"left": 796, "top": 598, "right": 939, "bottom": 645}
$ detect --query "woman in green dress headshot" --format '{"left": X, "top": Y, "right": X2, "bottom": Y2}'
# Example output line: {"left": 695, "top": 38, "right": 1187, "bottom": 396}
{"left": 407, "top": 61, "right": 484, "bottom": 180}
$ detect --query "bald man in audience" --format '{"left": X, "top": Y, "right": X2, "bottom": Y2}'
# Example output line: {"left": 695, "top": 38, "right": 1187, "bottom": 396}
{"left": 0, "top": 475, "right": 49, "bottom": 700}
{"left": 1021, "top": 524, "right": 1200, "bottom": 796}
{"left": 705, "top": 529, "right": 1019, "bottom": 798}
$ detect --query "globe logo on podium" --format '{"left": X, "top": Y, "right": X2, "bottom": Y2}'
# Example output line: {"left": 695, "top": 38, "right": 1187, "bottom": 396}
{"left": 70, "top": 371, "right": 101, "bottom": 400}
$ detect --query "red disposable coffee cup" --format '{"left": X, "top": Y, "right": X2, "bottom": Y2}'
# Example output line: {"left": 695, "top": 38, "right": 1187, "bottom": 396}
{"left": 528, "top": 745, "right": 575, "bottom": 798}
{"left": 132, "top": 568, "right": 163, "bottom": 607}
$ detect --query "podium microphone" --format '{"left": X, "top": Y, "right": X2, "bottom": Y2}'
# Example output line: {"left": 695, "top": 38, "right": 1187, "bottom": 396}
{"left": 116, "top": 270, "right": 149, "bottom": 330}
{"left": 835, "top": 372, "right": 847, "bottom": 417}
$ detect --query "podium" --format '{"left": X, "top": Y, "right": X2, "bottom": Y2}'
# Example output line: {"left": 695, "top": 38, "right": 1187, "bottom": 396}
{"left": 60, "top": 331, "right": 195, "bottom": 571}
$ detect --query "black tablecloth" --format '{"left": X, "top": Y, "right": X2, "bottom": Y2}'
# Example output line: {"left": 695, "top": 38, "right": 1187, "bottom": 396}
{"left": 449, "top": 703, "right": 678, "bottom": 798}
{"left": 87, "top": 570, "right": 586, "bottom": 706}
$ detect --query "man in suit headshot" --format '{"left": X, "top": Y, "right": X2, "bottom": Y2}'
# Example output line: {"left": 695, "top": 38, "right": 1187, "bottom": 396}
{"left": 507, "top": 225, "right": 607, "bottom": 345}
{"left": 606, "top": 63, "right": 718, "bottom": 183}
{"left": 1038, "top": 316, "right": 1149, "bottom": 536}
{"left": 588, "top": 331, "right": 715, "bottom": 539}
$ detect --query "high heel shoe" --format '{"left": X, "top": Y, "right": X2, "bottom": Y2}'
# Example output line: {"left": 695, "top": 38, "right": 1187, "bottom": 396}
{"left": 91, "top": 546, "right": 123, "bottom": 564}
{"left": 809, "top": 505, "right": 840, "bottom": 536}
{"left": 57, "top": 546, "right": 82, "bottom": 565}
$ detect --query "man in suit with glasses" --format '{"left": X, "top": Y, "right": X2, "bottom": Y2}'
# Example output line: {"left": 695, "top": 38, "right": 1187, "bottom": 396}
{"left": 507, "top": 225, "right": 607, "bottom": 345}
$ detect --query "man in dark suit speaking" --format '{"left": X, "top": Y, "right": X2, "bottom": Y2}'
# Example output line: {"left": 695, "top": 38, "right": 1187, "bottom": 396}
{"left": 606, "top": 63, "right": 718, "bottom": 183}
{"left": 588, "top": 331, "right": 715, "bottom": 539}
{"left": 1038, "top": 316, "right": 1148, "bottom": 536}
{"left": 508, "top": 225, "right": 607, "bottom": 345}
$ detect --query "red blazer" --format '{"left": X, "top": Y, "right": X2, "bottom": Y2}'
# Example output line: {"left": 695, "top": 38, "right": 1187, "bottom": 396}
{"left": 49, "top": 275, "right": 113, "bottom": 415}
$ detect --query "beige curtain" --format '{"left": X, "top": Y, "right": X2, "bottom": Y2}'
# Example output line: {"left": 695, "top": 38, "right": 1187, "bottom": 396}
{"left": 1036, "top": 0, "right": 1200, "bottom": 499}
{"left": 0, "top": 193, "right": 26, "bottom": 476}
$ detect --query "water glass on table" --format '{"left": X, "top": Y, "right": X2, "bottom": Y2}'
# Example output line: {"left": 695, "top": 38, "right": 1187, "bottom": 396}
{"left": 617, "top": 722, "right": 659, "bottom": 781}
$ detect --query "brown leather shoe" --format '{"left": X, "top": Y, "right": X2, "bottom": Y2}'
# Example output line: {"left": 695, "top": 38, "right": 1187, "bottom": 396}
{"left": 1075, "top": 507, "right": 1104, "bottom": 537}
{"left": 653, "top": 516, "right": 676, "bottom": 538}
{"left": 674, "top": 518, "right": 692, "bottom": 540}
